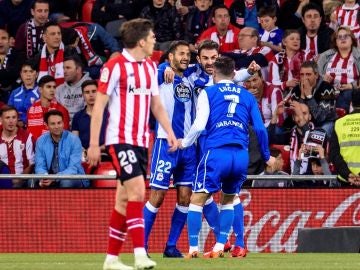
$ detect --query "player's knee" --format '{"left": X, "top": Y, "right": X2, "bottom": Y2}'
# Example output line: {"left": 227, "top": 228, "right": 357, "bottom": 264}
{"left": 149, "top": 189, "right": 166, "bottom": 207}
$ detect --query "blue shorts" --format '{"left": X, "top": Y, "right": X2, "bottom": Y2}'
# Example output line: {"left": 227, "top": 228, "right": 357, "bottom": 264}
{"left": 193, "top": 145, "right": 248, "bottom": 194}
{"left": 150, "top": 139, "right": 196, "bottom": 190}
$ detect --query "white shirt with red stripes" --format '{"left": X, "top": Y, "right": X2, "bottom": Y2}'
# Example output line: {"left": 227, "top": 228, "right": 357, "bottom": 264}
{"left": 98, "top": 49, "right": 159, "bottom": 148}
{"left": 325, "top": 52, "right": 359, "bottom": 85}
{"left": 332, "top": 4, "right": 360, "bottom": 39}
{"left": 0, "top": 128, "right": 35, "bottom": 174}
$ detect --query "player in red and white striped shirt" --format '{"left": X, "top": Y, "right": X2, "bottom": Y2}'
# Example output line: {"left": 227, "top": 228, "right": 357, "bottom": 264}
{"left": 0, "top": 106, "right": 34, "bottom": 188}
{"left": 87, "top": 19, "right": 177, "bottom": 270}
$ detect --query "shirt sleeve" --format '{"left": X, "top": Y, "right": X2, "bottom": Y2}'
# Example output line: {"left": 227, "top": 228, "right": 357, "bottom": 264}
{"left": 233, "top": 69, "right": 252, "bottom": 83}
{"left": 181, "top": 90, "right": 210, "bottom": 148}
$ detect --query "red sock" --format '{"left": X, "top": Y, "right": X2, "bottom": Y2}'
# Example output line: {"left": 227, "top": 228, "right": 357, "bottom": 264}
{"left": 126, "top": 201, "right": 145, "bottom": 248}
{"left": 107, "top": 209, "right": 127, "bottom": 255}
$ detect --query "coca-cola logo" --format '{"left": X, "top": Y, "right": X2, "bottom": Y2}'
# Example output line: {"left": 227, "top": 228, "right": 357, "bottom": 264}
{"left": 198, "top": 190, "right": 360, "bottom": 253}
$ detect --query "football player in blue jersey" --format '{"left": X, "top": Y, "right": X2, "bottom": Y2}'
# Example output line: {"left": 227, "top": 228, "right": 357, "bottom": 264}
{"left": 143, "top": 40, "right": 194, "bottom": 258}
{"left": 163, "top": 40, "right": 261, "bottom": 257}
{"left": 179, "top": 56, "right": 275, "bottom": 258}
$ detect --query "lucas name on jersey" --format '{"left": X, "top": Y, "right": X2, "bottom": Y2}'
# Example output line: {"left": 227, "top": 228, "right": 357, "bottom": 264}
{"left": 218, "top": 84, "right": 242, "bottom": 94}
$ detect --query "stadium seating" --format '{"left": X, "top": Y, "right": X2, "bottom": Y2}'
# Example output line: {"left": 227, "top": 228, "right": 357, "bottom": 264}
{"left": 81, "top": 0, "right": 95, "bottom": 22}
{"left": 270, "top": 144, "right": 291, "bottom": 173}
{"left": 336, "top": 108, "right": 347, "bottom": 119}
{"left": 150, "top": 50, "right": 164, "bottom": 65}
{"left": 90, "top": 161, "right": 118, "bottom": 188}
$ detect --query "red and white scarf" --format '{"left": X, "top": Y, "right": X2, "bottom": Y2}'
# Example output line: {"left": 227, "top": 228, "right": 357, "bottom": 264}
{"left": 26, "top": 19, "right": 44, "bottom": 59}
{"left": 38, "top": 43, "right": 65, "bottom": 86}
{"left": 74, "top": 25, "right": 103, "bottom": 66}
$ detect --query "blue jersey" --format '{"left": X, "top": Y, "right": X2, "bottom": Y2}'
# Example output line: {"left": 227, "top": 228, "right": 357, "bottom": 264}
{"left": 259, "top": 27, "right": 283, "bottom": 47}
{"left": 157, "top": 63, "right": 195, "bottom": 139}
{"left": 203, "top": 81, "right": 270, "bottom": 161}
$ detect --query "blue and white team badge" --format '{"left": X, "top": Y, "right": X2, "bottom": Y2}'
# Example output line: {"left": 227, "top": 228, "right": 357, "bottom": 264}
{"left": 156, "top": 172, "right": 164, "bottom": 181}
{"left": 174, "top": 83, "right": 192, "bottom": 103}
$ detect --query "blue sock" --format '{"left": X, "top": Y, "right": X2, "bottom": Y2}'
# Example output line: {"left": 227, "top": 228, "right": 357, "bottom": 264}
{"left": 233, "top": 198, "right": 245, "bottom": 248}
{"left": 187, "top": 204, "right": 203, "bottom": 248}
{"left": 203, "top": 196, "right": 220, "bottom": 240}
{"left": 218, "top": 204, "right": 234, "bottom": 244}
{"left": 143, "top": 201, "right": 159, "bottom": 250}
{"left": 166, "top": 204, "right": 188, "bottom": 247}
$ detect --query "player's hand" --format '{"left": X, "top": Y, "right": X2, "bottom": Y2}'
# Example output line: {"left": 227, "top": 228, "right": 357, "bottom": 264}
{"left": 177, "top": 139, "right": 184, "bottom": 150}
{"left": 266, "top": 156, "right": 276, "bottom": 167}
{"left": 247, "top": 60, "right": 261, "bottom": 74}
{"left": 167, "top": 131, "right": 178, "bottom": 152}
{"left": 164, "top": 67, "right": 175, "bottom": 84}
{"left": 87, "top": 145, "right": 101, "bottom": 167}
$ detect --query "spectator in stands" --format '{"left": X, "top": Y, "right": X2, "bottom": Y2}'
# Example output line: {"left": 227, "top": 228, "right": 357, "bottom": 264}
{"left": 55, "top": 55, "right": 91, "bottom": 123}
{"left": 91, "top": 0, "right": 144, "bottom": 28}
{"left": 290, "top": 61, "right": 337, "bottom": 137}
{"left": 140, "top": 0, "right": 184, "bottom": 51}
{"left": 35, "top": 21, "right": 65, "bottom": 86}
{"left": 15, "top": 0, "right": 49, "bottom": 59}
{"left": 243, "top": 70, "right": 284, "bottom": 127}
{"left": 252, "top": 147, "right": 290, "bottom": 187}
{"left": 60, "top": 21, "right": 121, "bottom": 79}
{"left": 258, "top": 6, "right": 283, "bottom": 53}
{"left": 268, "top": 29, "right": 314, "bottom": 93}
{"left": 229, "top": 0, "right": 279, "bottom": 30}
{"left": 278, "top": 0, "right": 323, "bottom": 30}
{"left": 294, "top": 143, "right": 338, "bottom": 187}
{"left": 299, "top": 3, "right": 334, "bottom": 58}
{"left": 267, "top": 100, "right": 293, "bottom": 145}
{"left": 34, "top": 109, "right": 89, "bottom": 188}
{"left": 224, "top": 27, "right": 274, "bottom": 78}
{"left": 8, "top": 60, "right": 39, "bottom": 128}
{"left": 317, "top": 26, "right": 360, "bottom": 113}
{"left": 0, "top": 106, "right": 35, "bottom": 188}
{"left": 330, "top": 89, "right": 360, "bottom": 187}
{"left": 0, "top": 28, "right": 24, "bottom": 103}
{"left": 287, "top": 102, "right": 326, "bottom": 176}
{"left": 0, "top": 0, "right": 33, "bottom": 38}
{"left": 0, "top": 160, "right": 12, "bottom": 188}
{"left": 27, "top": 75, "right": 70, "bottom": 141}
{"left": 183, "top": 0, "right": 213, "bottom": 52}
{"left": 330, "top": 0, "right": 360, "bottom": 43}
{"left": 197, "top": 5, "right": 240, "bottom": 53}
{"left": 72, "top": 80, "right": 107, "bottom": 158}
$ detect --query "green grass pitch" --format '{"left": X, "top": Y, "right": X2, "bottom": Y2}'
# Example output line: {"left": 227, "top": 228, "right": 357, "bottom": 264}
{"left": 0, "top": 253, "right": 359, "bottom": 270}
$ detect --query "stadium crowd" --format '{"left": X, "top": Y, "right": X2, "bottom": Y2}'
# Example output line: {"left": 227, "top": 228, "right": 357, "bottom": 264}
{"left": 0, "top": 0, "right": 360, "bottom": 190}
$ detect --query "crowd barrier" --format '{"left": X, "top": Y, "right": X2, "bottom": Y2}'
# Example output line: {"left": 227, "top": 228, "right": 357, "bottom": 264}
{"left": 0, "top": 174, "right": 358, "bottom": 253}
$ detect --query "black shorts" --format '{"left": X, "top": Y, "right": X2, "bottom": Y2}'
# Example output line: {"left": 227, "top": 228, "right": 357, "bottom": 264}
{"left": 107, "top": 144, "right": 148, "bottom": 182}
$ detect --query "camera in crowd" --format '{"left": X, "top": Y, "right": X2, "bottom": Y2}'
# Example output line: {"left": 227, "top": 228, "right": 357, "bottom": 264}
{"left": 301, "top": 129, "right": 327, "bottom": 159}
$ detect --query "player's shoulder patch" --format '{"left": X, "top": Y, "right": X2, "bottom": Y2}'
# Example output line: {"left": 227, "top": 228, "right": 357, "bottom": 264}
{"left": 100, "top": 67, "right": 110, "bottom": 83}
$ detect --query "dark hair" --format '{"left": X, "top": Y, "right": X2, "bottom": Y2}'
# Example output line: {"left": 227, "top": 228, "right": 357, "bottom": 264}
{"left": 44, "top": 110, "right": 63, "bottom": 124}
{"left": 309, "top": 157, "right": 321, "bottom": 166}
{"left": 270, "top": 148, "right": 282, "bottom": 158}
{"left": 258, "top": 6, "right": 277, "bottom": 18}
{"left": 0, "top": 105, "right": 18, "bottom": 117}
{"left": 214, "top": 56, "right": 234, "bottom": 77}
{"left": 21, "top": 59, "right": 37, "bottom": 71}
{"left": 300, "top": 61, "right": 318, "bottom": 73}
{"left": 198, "top": 39, "right": 219, "bottom": 55}
{"left": 38, "top": 75, "right": 56, "bottom": 87}
{"left": 301, "top": 3, "right": 324, "bottom": 18}
{"left": 64, "top": 55, "right": 84, "bottom": 70}
{"left": 282, "top": 29, "right": 300, "bottom": 40}
{"left": 212, "top": 5, "right": 229, "bottom": 18}
{"left": 43, "top": 21, "right": 61, "bottom": 34}
{"left": 31, "top": 0, "right": 49, "bottom": 10}
{"left": 168, "top": 40, "right": 189, "bottom": 55}
{"left": 81, "top": 79, "right": 98, "bottom": 92}
{"left": 119, "top": 18, "right": 154, "bottom": 49}
{"left": 0, "top": 28, "right": 9, "bottom": 38}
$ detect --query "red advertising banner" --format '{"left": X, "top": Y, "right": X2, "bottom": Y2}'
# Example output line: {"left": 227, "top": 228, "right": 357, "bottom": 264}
{"left": 0, "top": 189, "right": 359, "bottom": 253}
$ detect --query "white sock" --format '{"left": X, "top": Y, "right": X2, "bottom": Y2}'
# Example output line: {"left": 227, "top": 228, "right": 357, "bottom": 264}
{"left": 134, "top": 247, "right": 147, "bottom": 256}
{"left": 189, "top": 246, "right": 198, "bottom": 253}
{"left": 213, "top": 243, "right": 224, "bottom": 252}
{"left": 105, "top": 254, "right": 118, "bottom": 262}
